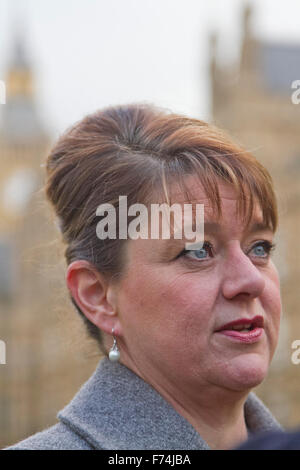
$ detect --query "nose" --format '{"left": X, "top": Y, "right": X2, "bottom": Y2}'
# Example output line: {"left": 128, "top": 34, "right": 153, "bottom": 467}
{"left": 221, "top": 242, "right": 265, "bottom": 300}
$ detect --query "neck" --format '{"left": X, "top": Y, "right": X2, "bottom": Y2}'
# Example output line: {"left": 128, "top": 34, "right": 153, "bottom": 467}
{"left": 166, "top": 389, "right": 249, "bottom": 450}
{"left": 120, "top": 356, "right": 250, "bottom": 450}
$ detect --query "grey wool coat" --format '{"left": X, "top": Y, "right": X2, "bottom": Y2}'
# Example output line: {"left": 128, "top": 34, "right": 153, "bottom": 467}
{"left": 5, "top": 357, "right": 283, "bottom": 450}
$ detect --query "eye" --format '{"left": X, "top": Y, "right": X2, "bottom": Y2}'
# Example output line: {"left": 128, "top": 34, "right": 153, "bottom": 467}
{"left": 249, "top": 240, "right": 276, "bottom": 258}
{"left": 176, "top": 240, "right": 276, "bottom": 262}
{"left": 176, "top": 241, "right": 214, "bottom": 261}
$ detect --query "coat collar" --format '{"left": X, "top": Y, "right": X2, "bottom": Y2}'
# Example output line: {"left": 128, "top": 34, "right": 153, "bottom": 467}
{"left": 57, "top": 358, "right": 282, "bottom": 450}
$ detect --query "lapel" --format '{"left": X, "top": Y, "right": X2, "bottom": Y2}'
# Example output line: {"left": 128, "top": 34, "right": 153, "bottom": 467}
{"left": 57, "top": 358, "right": 282, "bottom": 450}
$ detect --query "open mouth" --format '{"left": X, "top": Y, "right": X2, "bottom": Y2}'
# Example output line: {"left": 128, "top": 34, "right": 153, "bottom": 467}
{"left": 215, "top": 316, "right": 264, "bottom": 334}
{"left": 226, "top": 324, "right": 255, "bottom": 333}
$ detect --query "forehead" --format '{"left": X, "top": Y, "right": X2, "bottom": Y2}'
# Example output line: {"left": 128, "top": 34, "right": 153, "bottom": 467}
{"left": 163, "top": 177, "right": 243, "bottom": 205}
{"left": 126, "top": 179, "right": 269, "bottom": 253}
{"left": 142, "top": 174, "right": 269, "bottom": 229}
{"left": 149, "top": 177, "right": 262, "bottom": 221}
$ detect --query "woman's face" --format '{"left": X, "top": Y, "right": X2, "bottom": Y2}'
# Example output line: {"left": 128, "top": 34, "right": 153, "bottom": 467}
{"left": 114, "top": 179, "right": 282, "bottom": 393}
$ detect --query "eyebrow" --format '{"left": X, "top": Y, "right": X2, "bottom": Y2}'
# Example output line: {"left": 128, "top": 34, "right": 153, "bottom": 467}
{"left": 163, "top": 220, "right": 273, "bottom": 246}
{"left": 202, "top": 221, "right": 273, "bottom": 235}
{"left": 247, "top": 222, "right": 273, "bottom": 234}
{"left": 157, "top": 219, "right": 273, "bottom": 256}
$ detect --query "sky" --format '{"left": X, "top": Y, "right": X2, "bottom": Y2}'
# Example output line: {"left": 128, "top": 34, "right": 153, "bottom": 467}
{"left": 0, "top": 0, "right": 300, "bottom": 138}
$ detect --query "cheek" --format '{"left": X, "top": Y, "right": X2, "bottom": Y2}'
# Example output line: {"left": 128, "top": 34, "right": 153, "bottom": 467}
{"left": 158, "top": 274, "right": 217, "bottom": 322}
{"left": 262, "top": 265, "right": 282, "bottom": 320}
{"left": 260, "top": 265, "right": 282, "bottom": 348}
{"left": 120, "top": 263, "right": 218, "bottom": 335}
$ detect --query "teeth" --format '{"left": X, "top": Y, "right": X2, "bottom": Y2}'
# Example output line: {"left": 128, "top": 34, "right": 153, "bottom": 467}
{"left": 231, "top": 324, "right": 251, "bottom": 331}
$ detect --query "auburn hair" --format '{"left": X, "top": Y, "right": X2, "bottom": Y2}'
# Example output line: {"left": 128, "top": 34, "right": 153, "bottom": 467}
{"left": 44, "top": 103, "right": 278, "bottom": 353}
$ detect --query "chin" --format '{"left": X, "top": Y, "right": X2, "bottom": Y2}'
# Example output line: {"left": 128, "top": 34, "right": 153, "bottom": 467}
{"left": 220, "top": 353, "right": 269, "bottom": 391}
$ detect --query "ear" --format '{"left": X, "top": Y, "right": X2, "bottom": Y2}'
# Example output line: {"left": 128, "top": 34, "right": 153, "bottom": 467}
{"left": 66, "top": 260, "right": 121, "bottom": 336}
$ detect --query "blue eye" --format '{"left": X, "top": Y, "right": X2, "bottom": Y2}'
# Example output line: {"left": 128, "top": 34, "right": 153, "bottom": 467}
{"left": 176, "top": 240, "right": 275, "bottom": 262}
{"left": 251, "top": 241, "right": 275, "bottom": 258}
{"left": 191, "top": 246, "right": 210, "bottom": 259}
{"left": 194, "top": 249, "right": 207, "bottom": 259}
{"left": 177, "top": 242, "right": 213, "bottom": 260}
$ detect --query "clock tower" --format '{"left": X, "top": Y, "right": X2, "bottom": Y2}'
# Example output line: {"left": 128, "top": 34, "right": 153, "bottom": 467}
{"left": 0, "top": 29, "right": 53, "bottom": 445}
{"left": 0, "top": 28, "right": 98, "bottom": 449}
{"left": 0, "top": 31, "right": 49, "bottom": 233}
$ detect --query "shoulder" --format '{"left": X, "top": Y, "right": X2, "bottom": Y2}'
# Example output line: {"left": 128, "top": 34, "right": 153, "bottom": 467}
{"left": 3, "top": 422, "right": 94, "bottom": 450}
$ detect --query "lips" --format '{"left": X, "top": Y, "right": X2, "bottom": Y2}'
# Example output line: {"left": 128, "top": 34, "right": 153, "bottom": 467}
{"left": 215, "top": 316, "right": 264, "bottom": 344}
{"left": 215, "top": 316, "right": 264, "bottom": 333}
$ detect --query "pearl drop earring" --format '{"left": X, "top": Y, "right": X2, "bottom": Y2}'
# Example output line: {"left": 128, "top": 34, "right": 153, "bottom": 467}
{"left": 109, "top": 328, "right": 120, "bottom": 362}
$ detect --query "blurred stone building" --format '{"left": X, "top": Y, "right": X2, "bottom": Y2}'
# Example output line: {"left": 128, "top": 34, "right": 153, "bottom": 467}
{"left": 210, "top": 5, "right": 300, "bottom": 426}
{"left": 0, "top": 33, "right": 99, "bottom": 448}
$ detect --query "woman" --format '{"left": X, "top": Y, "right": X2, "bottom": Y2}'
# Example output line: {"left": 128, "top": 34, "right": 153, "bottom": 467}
{"left": 6, "top": 103, "right": 283, "bottom": 450}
